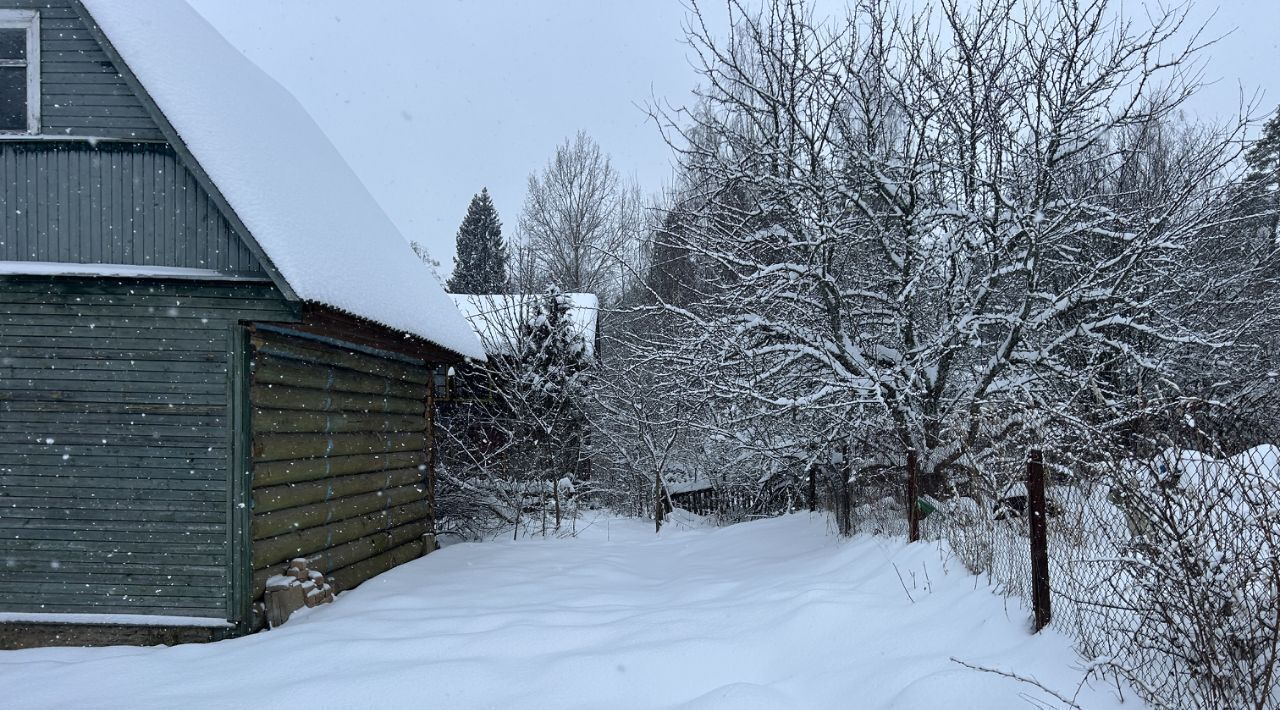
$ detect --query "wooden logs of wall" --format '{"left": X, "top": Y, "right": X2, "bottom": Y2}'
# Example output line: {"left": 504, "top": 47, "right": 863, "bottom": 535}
{"left": 248, "top": 330, "right": 436, "bottom": 607}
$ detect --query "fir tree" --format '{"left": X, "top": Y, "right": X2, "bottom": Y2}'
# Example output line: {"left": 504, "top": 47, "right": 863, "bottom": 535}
{"left": 1249, "top": 105, "right": 1280, "bottom": 249}
{"left": 1244, "top": 106, "right": 1280, "bottom": 249}
{"left": 512, "top": 287, "right": 592, "bottom": 510}
{"left": 645, "top": 205, "right": 698, "bottom": 308}
{"left": 447, "top": 188, "right": 509, "bottom": 294}
{"left": 1246, "top": 107, "right": 1280, "bottom": 183}
{"left": 514, "top": 287, "right": 591, "bottom": 417}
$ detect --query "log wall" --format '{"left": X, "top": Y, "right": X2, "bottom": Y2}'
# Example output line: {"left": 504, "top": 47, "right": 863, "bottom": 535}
{"left": 248, "top": 330, "right": 436, "bottom": 612}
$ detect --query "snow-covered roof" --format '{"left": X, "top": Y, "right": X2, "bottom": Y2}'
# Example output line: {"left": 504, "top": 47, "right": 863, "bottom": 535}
{"left": 449, "top": 293, "right": 600, "bottom": 358}
{"left": 666, "top": 479, "right": 714, "bottom": 495}
{"left": 79, "top": 1, "right": 484, "bottom": 361}
{"left": 0, "top": 261, "right": 271, "bottom": 281}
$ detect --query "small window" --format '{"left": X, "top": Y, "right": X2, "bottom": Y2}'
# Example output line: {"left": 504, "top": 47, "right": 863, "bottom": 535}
{"left": 0, "top": 10, "right": 38, "bottom": 134}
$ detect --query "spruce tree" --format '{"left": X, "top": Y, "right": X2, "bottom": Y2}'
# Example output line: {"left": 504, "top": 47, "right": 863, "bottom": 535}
{"left": 447, "top": 188, "right": 509, "bottom": 294}
{"left": 511, "top": 287, "right": 591, "bottom": 501}
{"left": 1246, "top": 107, "right": 1280, "bottom": 184}
{"left": 1244, "top": 107, "right": 1280, "bottom": 249}
{"left": 645, "top": 205, "right": 698, "bottom": 308}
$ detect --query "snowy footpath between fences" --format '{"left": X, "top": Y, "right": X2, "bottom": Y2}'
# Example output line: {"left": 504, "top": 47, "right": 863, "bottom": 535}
{"left": 0, "top": 513, "right": 1138, "bottom": 710}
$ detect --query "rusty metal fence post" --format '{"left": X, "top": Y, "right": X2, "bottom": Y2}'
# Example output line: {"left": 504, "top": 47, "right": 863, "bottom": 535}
{"left": 1027, "top": 448, "right": 1052, "bottom": 632}
{"left": 906, "top": 449, "right": 920, "bottom": 543}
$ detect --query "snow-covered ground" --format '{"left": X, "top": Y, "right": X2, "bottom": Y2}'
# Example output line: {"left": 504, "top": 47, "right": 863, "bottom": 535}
{"left": 0, "top": 513, "right": 1135, "bottom": 710}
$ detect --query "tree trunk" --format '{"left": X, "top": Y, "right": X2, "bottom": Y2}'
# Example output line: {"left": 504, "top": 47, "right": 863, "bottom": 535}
{"left": 839, "top": 461, "right": 852, "bottom": 536}
{"left": 553, "top": 477, "right": 562, "bottom": 531}
{"left": 654, "top": 470, "right": 664, "bottom": 532}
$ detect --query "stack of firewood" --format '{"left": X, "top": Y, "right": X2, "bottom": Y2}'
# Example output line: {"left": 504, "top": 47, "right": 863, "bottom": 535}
{"left": 285, "top": 558, "right": 335, "bottom": 608}
{"left": 264, "top": 558, "right": 334, "bottom": 627}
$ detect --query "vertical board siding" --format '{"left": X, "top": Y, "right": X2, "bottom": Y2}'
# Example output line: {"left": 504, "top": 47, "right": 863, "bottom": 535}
{"left": 248, "top": 330, "right": 436, "bottom": 611}
{"left": 0, "top": 142, "right": 264, "bottom": 273}
{"left": 30, "top": 0, "right": 163, "bottom": 140}
{"left": 0, "top": 278, "right": 295, "bottom": 619}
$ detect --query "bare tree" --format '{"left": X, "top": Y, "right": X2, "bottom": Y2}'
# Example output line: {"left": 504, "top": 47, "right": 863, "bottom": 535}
{"left": 409, "top": 240, "right": 446, "bottom": 289}
{"left": 519, "top": 131, "right": 642, "bottom": 301}
{"left": 647, "top": 0, "right": 1254, "bottom": 491}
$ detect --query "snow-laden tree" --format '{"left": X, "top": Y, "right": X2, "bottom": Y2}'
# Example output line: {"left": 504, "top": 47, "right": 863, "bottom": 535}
{"left": 1244, "top": 106, "right": 1280, "bottom": 251}
{"left": 1154, "top": 115, "right": 1280, "bottom": 439}
{"left": 1231, "top": 109, "right": 1280, "bottom": 429}
{"left": 436, "top": 288, "right": 592, "bottom": 536}
{"left": 647, "top": 0, "right": 1256, "bottom": 490}
{"left": 447, "top": 188, "right": 509, "bottom": 295}
{"left": 597, "top": 268, "right": 847, "bottom": 526}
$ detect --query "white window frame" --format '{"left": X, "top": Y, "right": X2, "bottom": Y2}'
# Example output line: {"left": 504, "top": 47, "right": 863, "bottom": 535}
{"left": 0, "top": 9, "right": 39, "bottom": 135}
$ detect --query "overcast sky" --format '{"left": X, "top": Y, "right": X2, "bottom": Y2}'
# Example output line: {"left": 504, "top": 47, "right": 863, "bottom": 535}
{"left": 185, "top": 0, "right": 1279, "bottom": 278}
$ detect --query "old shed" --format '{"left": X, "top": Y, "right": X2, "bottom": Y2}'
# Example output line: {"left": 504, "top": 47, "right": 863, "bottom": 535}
{"left": 0, "top": 0, "right": 483, "bottom": 647}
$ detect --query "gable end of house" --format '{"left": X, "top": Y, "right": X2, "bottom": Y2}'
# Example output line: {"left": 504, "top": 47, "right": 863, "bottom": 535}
{"left": 0, "top": 0, "right": 292, "bottom": 296}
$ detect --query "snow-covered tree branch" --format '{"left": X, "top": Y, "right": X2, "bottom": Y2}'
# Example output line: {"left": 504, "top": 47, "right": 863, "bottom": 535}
{"left": 646, "top": 0, "right": 1258, "bottom": 489}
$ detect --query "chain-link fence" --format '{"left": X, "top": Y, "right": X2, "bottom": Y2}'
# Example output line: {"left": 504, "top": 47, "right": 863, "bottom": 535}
{"left": 897, "top": 412, "right": 1280, "bottom": 710}
{"left": 570, "top": 395, "right": 1280, "bottom": 708}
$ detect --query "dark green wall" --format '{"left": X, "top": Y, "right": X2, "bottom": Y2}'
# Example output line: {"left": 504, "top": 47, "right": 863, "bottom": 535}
{"left": 31, "top": 0, "right": 163, "bottom": 140}
{"left": 0, "top": 277, "right": 295, "bottom": 620}
{"left": 0, "top": 142, "right": 265, "bottom": 273}
{"left": 0, "top": 0, "right": 266, "bottom": 276}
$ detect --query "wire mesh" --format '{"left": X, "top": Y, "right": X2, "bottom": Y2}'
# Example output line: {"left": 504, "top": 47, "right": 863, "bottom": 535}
{"left": 909, "top": 409, "right": 1280, "bottom": 709}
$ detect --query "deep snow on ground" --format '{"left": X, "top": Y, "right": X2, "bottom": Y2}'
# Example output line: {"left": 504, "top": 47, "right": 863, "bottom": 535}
{"left": 0, "top": 513, "right": 1136, "bottom": 710}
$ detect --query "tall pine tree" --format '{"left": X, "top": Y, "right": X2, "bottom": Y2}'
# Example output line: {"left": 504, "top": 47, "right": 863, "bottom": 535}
{"left": 447, "top": 188, "right": 509, "bottom": 294}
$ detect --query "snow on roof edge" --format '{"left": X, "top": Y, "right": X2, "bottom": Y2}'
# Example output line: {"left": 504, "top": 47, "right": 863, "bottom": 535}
{"left": 449, "top": 293, "right": 600, "bottom": 358}
{"left": 0, "top": 261, "right": 272, "bottom": 281}
{"left": 79, "top": 0, "right": 484, "bottom": 361}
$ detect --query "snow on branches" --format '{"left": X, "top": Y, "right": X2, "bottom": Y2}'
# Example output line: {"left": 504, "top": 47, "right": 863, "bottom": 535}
{"left": 645, "top": 0, "right": 1260, "bottom": 487}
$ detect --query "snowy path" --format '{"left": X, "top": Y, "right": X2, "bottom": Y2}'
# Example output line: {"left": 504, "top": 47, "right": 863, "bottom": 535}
{"left": 0, "top": 514, "right": 1135, "bottom": 709}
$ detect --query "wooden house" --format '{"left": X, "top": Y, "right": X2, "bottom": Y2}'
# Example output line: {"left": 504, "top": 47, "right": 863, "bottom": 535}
{"left": 0, "top": 1, "right": 484, "bottom": 647}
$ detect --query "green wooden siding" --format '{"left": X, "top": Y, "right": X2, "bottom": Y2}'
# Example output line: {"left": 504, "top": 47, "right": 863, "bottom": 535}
{"left": 0, "top": 277, "right": 295, "bottom": 620}
{"left": 0, "top": 142, "right": 265, "bottom": 273}
{"left": 248, "top": 329, "right": 435, "bottom": 613}
{"left": 15, "top": 0, "right": 164, "bottom": 140}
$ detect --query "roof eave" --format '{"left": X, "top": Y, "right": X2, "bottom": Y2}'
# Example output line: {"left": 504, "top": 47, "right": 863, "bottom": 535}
{"left": 275, "top": 302, "right": 482, "bottom": 364}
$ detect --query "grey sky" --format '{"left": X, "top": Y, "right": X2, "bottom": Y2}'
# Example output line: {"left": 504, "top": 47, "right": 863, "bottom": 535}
{"left": 185, "top": 1, "right": 1279, "bottom": 278}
